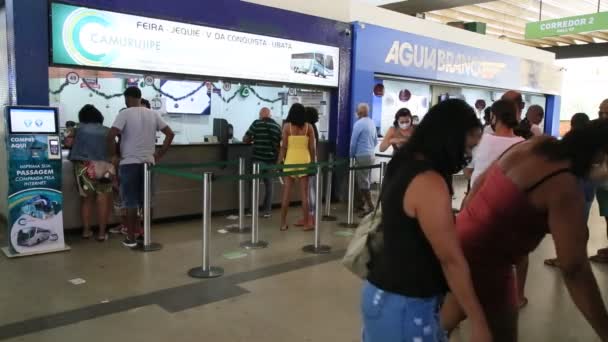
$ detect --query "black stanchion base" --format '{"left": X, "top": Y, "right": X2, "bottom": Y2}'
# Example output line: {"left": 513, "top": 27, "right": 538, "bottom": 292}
{"left": 133, "top": 242, "right": 163, "bottom": 252}
{"left": 302, "top": 244, "right": 332, "bottom": 254}
{"left": 188, "top": 266, "right": 224, "bottom": 279}
{"left": 241, "top": 240, "right": 269, "bottom": 250}
{"left": 226, "top": 226, "right": 252, "bottom": 234}
{"left": 339, "top": 222, "right": 359, "bottom": 228}
{"left": 322, "top": 215, "right": 338, "bottom": 222}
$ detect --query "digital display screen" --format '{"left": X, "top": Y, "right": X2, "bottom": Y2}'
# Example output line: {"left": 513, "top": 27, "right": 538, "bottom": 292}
{"left": 8, "top": 108, "right": 58, "bottom": 134}
{"left": 160, "top": 80, "right": 211, "bottom": 115}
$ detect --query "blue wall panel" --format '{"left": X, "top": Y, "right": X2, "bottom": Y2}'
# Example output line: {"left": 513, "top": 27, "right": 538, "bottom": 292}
{"left": 8, "top": 0, "right": 49, "bottom": 106}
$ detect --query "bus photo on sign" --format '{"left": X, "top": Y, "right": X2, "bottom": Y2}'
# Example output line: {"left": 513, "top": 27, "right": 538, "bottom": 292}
{"left": 290, "top": 53, "right": 335, "bottom": 79}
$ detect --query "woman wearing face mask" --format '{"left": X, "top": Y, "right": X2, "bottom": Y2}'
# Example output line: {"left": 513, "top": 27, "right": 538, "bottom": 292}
{"left": 379, "top": 108, "right": 414, "bottom": 154}
{"left": 363, "top": 99, "right": 491, "bottom": 342}
{"left": 441, "top": 119, "right": 608, "bottom": 342}
{"left": 467, "top": 100, "right": 524, "bottom": 188}
{"left": 463, "top": 100, "right": 523, "bottom": 200}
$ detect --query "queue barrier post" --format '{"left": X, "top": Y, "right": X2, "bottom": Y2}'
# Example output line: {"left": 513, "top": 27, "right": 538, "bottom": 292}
{"left": 241, "top": 163, "right": 269, "bottom": 249}
{"left": 379, "top": 161, "right": 386, "bottom": 191}
{"left": 135, "top": 163, "right": 162, "bottom": 252}
{"left": 303, "top": 164, "right": 331, "bottom": 254}
{"left": 188, "top": 172, "right": 224, "bottom": 279}
{"left": 322, "top": 154, "right": 337, "bottom": 222}
{"left": 340, "top": 158, "right": 358, "bottom": 228}
{"left": 227, "top": 157, "right": 251, "bottom": 234}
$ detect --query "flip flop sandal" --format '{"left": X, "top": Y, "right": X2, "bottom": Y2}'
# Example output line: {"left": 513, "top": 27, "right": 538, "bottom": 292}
{"left": 590, "top": 254, "right": 608, "bottom": 263}
{"left": 96, "top": 234, "right": 108, "bottom": 242}
{"left": 544, "top": 258, "right": 560, "bottom": 267}
{"left": 518, "top": 297, "right": 529, "bottom": 309}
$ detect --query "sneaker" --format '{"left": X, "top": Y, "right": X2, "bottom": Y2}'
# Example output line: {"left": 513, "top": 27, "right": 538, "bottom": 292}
{"left": 262, "top": 212, "right": 271, "bottom": 219}
{"left": 110, "top": 225, "right": 128, "bottom": 235}
{"left": 245, "top": 212, "right": 253, "bottom": 217}
{"left": 108, "top": 226, "right": 122, "bottom": 234}
{"left": 122, "top": 238, "right": 137, "bottom": 248}
{"left": 136, "top": 235, "right": 144, "bottom": 246}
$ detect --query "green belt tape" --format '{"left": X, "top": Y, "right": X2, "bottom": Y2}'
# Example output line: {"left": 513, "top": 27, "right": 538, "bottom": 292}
{"left": 258, "top": 159, "right": 349, "bottom": 171}
{"left": 153, "top": 161, "right": 238, "bottom": 169}
{"left": 214, "top": 173, "right": 258, "bottom": 183}
{"left": 214, "top": 168, "right": 317, "bottom": 183}
{"left": 153, "top": 167, "right": 204, "bottom": 181}
{"left": 275, "top": 169, "right": 317, "bottom": 178}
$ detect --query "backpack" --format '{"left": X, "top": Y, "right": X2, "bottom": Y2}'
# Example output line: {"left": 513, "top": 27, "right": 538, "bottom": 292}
{"left": 342, "top": 204, "right": 383, "bottom": 279}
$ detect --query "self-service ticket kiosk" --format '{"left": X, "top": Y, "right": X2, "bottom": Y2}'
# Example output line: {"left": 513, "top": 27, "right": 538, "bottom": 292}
{"left": 2, "top": 106, "right": 69, "bottom": 258}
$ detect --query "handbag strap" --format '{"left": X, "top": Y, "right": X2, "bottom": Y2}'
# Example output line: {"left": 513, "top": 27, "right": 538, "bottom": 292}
{"left": 370, "top": 185, "right": 384, "bottom": 231}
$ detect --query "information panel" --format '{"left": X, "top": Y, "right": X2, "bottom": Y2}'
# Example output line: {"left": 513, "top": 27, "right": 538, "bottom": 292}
{"left": 51, "top": 3, "right": 340, "bottom": 87}
{"left": 6, "top": 135, "right": 65, "bottom": 256}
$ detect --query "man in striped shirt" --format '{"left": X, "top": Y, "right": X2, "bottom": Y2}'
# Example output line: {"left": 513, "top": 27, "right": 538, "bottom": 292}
{"left": 244, "top": 107, "right": 282, "bottom": 218}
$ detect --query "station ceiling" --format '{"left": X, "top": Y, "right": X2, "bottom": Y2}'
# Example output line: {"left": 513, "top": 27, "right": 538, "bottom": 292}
{"left": 380, "top": 0, "right": 608, "bottom": 48}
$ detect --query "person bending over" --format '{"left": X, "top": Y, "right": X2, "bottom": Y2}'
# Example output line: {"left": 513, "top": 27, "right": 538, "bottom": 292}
{"left": 441, "top": 119, "right": 608, "bottom": 342}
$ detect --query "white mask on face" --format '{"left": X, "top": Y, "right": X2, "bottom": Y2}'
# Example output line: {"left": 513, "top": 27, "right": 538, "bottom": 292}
{"left": 399, "top": 122, "right": 411, "bottom": 130}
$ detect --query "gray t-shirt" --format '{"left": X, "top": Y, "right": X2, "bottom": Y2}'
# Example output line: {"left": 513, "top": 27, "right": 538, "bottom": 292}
{"left": 112, "top": 107, "right": 168, "bottom": 165}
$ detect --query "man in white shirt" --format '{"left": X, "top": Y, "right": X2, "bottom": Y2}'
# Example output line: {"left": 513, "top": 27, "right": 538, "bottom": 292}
{"left": 108, "top": 87, "right": 175, "bottom": 247}
{"left": 465, "top": 100, "right": 524, "bottom": 186}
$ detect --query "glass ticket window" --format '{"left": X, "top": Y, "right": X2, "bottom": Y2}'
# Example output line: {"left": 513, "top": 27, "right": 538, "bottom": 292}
{"left": 49, "top": 67, "right": 331, "bottom": 145}
{"left": 493, "top": 91, "right": 546, "bottom": 133}
{"left": 461, "top": 87, "right": 492, "bottom": 121}
{"left": 379, "top": 79, "right": 431, "bottom": 135}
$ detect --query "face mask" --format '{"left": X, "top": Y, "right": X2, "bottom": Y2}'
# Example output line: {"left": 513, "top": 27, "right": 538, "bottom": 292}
{"left": 399, "top": 122, "right": 411, "bottom": 130}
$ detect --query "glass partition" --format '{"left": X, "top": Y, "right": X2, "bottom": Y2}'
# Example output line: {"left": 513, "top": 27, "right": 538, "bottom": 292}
{"left": 380, "top": 79, "right": 431, "bottom": 134}
{"left": 49, "top": 67, "right": 331, "bottom": 144}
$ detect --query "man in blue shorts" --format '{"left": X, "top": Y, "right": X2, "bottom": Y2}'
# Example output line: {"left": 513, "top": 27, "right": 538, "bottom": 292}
{"left": 108, "top": 87, "right": 175, "bottom": 247}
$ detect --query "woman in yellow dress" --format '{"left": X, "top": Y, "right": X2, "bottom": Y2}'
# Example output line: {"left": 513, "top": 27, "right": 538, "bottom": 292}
{"left": 278, "top": 103, "right": 317, "bottom": 231}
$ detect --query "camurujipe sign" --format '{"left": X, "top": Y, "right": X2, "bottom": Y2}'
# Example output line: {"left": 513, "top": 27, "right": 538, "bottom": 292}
{"left": 525, "top": 11, "right": 608, "bottom": 39}
{"left": 51, "top": 3, "right": 340, "bottom": 87}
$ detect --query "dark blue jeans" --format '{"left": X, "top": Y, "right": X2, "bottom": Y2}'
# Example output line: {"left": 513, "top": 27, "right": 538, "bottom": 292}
{"left": 361, "top": 281, "right": 447, "bottom": 342}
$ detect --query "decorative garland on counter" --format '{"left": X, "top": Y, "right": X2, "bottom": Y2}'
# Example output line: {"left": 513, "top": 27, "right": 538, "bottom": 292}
{"left": 151, "top": 82, "right": 206, "bottom": 102}
{"left": 49, "top": 75, "right": 284, "bottom": 104}
{"left": 49, "top": 80, "right": 70, "bottom": 95}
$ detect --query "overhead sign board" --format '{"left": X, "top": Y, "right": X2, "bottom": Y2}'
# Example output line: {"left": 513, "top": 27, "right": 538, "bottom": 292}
{"left": 354, "top": 23, "right": 520, "bottom": 90}
{"left": 51, "top": 3, "right": 340, "bottom": 87}
{"left": 525, "top": 11, "right": 608, "bottom": 39}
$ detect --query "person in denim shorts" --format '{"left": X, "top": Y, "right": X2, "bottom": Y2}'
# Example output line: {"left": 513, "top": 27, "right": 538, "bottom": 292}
{"left": 67, "top": 105, "right": 113, "bottom": 241}
{"left": 363, "top": 100, "right": 491, "bottom": 342}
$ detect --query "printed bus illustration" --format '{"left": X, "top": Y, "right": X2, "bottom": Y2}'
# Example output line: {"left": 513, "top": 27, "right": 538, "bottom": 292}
{"left": 290, "top": 53, "right": 335, "bottom": 78}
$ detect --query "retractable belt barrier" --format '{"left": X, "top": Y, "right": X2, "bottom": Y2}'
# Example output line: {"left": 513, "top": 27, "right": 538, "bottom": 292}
{"left": 142, "top": 156, "right": 384, "bottom": 278}
{"left": 340, "top": 158, "right": 386, "bottom": 228}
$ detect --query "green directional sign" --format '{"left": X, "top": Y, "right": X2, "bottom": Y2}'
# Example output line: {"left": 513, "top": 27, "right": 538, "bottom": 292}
{"left": 525, "top": 11, "right": 608, "bottom": 39}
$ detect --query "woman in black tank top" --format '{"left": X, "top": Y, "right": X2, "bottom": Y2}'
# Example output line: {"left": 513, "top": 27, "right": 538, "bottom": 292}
{"left": 361, "top": 99, "right": 492, "bottom": 342}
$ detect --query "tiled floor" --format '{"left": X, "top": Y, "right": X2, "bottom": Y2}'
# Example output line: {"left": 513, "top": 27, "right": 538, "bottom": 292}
{"left": 1, "top": 184, "right": 607, "bottom": 341}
